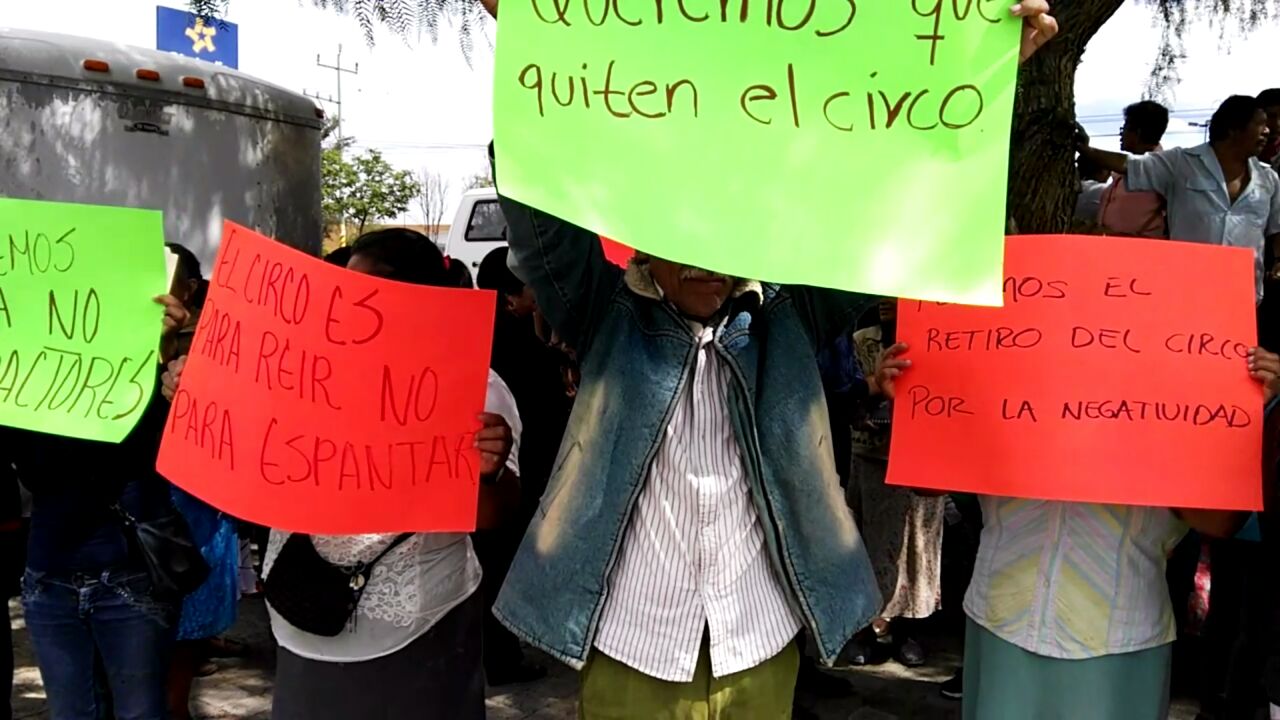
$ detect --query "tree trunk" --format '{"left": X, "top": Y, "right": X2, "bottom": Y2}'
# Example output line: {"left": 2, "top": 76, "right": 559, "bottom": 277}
{"left": 1007, "top": 0, "right": 1125, "bottom": 234}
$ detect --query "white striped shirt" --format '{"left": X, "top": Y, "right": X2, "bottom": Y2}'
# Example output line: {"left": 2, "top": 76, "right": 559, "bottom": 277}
{"left": 593, "top": 324, "right": 803, "bottom": 682}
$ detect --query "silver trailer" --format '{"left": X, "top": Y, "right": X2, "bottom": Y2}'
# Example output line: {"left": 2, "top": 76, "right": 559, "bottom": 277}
{"left": 0, "top": 28, "right": 322, "bottom": 273}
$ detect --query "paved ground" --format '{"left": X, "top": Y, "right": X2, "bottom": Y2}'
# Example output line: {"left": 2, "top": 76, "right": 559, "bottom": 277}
{"left": 8, "top": 598, "right": 1201, "bottom": 719}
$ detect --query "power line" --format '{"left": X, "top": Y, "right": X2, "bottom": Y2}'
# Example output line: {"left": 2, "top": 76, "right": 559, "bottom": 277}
{"left": 1088, "top": 130, "right": 1208, "bottom": 138}
{"left": 354, "top": 141, "right": 488, "bottom": 150}
{"left": 1076, "top": 107, "right": 1216, "bottom": 123}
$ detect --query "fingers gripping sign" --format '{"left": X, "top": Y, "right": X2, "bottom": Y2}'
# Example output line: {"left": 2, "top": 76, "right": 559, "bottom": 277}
{"left": 1248, "top": 347, "right": 1280, "bottom": 405}
{"left": 474, "top": 412, "right": 514, "bottom": 480}
{"left": 871, "top": 342, "right": 912, "bottom": 400}
{"left": 1011, "top": 1, "right": 1058, "bottom": 64}
{"left": 162, "top": 355, "right": 187, "bottom": 402}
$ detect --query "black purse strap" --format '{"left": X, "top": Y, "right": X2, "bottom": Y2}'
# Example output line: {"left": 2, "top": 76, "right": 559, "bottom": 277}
{"left": 299, "top": 532, "right": 415, "bottom": 578}
{"left": 344, "top": 533, "right": 415, "bottom": 594}
{"left": 366, "top": 533, "right": 415, "bottom": 568}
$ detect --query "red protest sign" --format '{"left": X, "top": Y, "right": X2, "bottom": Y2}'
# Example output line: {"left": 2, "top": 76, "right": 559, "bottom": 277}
{"left": 599, "top": 236, "right": 634, "bottom": 267}
{"left": 886, "top": 234, "right": 1262, "bottom": 510}
{"left": 156, "top": 222, "right": 496, "bottom": 534}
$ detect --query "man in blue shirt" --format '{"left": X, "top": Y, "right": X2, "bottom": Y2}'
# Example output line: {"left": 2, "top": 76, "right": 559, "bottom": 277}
{"left": 1080, "top": 95, "right": 1280, "bottom": 304}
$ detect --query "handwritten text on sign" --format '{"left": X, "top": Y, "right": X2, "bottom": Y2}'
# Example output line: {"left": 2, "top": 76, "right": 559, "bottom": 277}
{"left": 0, "top": 198, "right": 165, "bottom": 443}
{"left": 494, "top": 0, "right": 1019, "bottom": 304}
{"left": 156, "top": 223, "right": 497, "bottom": 534}
{"left": 886, "top": 235, "right": 1262, "bottom": 510}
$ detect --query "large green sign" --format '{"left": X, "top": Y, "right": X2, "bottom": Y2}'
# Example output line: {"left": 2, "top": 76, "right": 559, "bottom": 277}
{"left": 495, "top": 0, "right": 1020, "bottom": 304}
{"left": 0, "top": 198, "right": 166, "bottom": 442}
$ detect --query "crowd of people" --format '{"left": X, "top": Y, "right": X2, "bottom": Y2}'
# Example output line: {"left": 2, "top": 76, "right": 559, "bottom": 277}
{"left": 6, "top": 1, "right": 1280, "bottom": 719}
{"left": 1067, "top": 87, "right": 1280, "bottom": 720}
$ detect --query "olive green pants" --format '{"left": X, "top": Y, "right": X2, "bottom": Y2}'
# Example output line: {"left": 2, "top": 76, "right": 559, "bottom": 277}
{"left": 579, "top": 638, "right": 799, "bottom": 720}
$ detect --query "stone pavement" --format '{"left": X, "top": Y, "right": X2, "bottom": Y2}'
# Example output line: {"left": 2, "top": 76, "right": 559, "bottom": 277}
{"left": 9, "top": 598, "right": 1201, "bottom": 719}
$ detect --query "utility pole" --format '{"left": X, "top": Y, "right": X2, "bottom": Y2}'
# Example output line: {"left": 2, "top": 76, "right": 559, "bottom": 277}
{"left": 304, "top": 44, "right": 359, "bottom": 150}
{"left": 305, "top": 45, "right": 359, "bottom": 246}
{"left": 304, "top": 89, "right": 338, "bottom": 120}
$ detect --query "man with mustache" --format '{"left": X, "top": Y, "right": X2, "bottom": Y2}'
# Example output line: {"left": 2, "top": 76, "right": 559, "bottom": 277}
{"left": 1079, "top": 94, "right": 1280, "bottom": 307}
{"left": 482, "top": 1, "right": 1058, "bottom": 715}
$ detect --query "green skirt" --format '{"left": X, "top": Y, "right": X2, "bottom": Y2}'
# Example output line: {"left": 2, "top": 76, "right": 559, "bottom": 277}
{"left": 962, "top": 618, "right": 1172, "bottom": 720}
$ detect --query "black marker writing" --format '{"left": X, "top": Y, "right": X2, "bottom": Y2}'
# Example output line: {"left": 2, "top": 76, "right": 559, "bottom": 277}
{"left": 909, "top": 385, "right": 975, "bottom": 419}
{"left": 168, "top": 388, "right": 236, "bottom": 469}
{"left": 47, "top": 288, "right": 101, "bottom": 343}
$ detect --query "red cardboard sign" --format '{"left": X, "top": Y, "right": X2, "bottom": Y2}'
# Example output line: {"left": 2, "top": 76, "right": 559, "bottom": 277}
{"left": 157, "top": 223, "right": 497, "bottom": 533}
{"left": 600, "top": 236, "right": 635, "bottom": 267}
{"left": 887, "top": 234, "right": 1262, "bottom": 510}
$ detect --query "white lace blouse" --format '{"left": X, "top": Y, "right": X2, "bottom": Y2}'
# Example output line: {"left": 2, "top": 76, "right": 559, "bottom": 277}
{"left": 265, "top": 370, "right": 522, "bottom": 662}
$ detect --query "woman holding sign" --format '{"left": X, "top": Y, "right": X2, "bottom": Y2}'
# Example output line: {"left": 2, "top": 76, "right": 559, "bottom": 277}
{"left": 876, "top": 342, "right": 1280, "bottom": 720}
{"left": 845, "top": 301, "right": 945, "bottom": 667}
{"left": 164, "top": 229, "right": 523, "bottom": 720}
{"left": 163, "top": 243, "right": 242, "bottom": 720}
{"left": 8, "top": 292, "right": 192, "bottom": 720}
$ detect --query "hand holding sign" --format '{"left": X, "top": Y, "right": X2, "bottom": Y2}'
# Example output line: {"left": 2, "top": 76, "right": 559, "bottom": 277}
{"left": 158, "top": 296, "right": 187, "bottom": 334}
{"left": 870, "top": 342, "right": 911, "bottom": 399}
{"left": 887, "top": 234, "right": 1263, "bottom": 511}
{"left": 1012, "top": 1, "right": 1058, "bottom": 63}
{"left": 162, "top": 355, "right": 186, "bottom": 402}
{"left": 156, "top": 223, "right": 497, "bottom": 534}
{"left": 1251, "top": 348, "right": 1280, "bottom": 404}
{"left": 475, "top": 412, "right": 514, "bottom": 480}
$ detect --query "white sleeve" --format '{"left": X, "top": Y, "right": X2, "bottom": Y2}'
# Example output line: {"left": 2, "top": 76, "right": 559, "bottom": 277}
{"left": 1266, "top": 168, "right": 1280, "bottom": 237}
{"left": 484, "top": 370, "right": 522, "bottom": 477}
{"left": 1125, "top": 148, "right": 1179, "bottom": 195}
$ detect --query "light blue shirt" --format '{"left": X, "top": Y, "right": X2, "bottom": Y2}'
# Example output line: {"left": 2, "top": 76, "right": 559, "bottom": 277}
{"left": 1126, "top": 143, "right": 1280, "bottom": 302}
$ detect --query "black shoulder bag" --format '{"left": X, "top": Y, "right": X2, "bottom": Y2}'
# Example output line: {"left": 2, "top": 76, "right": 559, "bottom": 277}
{"left": 264, "top": 533, "right": 414, "bottom": 637}
{"left": 112, "top": 504, "right": 211, "bottom": 600}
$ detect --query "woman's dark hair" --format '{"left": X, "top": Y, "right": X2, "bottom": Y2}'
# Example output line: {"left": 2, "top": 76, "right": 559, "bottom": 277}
{"left": 1123, "top": 101, "right": 1169, "bottom": 145}
{"left": 444, "top": 257, "right": 475, "bottom": 289}
{"left": 1258, "top": 88, "right": 1280, "bottom": 109}
{"left": 1209, "top": 95, "right": 1263, "bottom": 143}
{"left": 323, "top": 245, "right": 353, "bottom": 267}
{"left": 165, "top": 242, "right": 202, "bottom": 282}
{"left": 476, "top": 247, "right": 524, "bottom": 297}
{"left": 349, "top": 228, "right": 450, "bottom": 287}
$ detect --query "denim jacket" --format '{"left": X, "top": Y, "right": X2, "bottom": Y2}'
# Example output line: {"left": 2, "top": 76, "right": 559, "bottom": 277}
{"left": 493, "top": 194, "right": 883, "bottom": 669}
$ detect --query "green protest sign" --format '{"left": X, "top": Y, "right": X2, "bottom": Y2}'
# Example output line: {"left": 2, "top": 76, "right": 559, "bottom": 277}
{"left": 0, "top": 198, "right": 166, "bottom": 442}
{"left": 494, "top": 0, "right": 1021, "bottom": 304}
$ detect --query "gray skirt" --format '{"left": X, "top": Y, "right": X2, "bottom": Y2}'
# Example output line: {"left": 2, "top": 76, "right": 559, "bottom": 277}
{"left": 962, "top": 618, "right": 1172, "bottom": 720}
{"left": 272, "top": 591, "right": 485, "bottom": 720}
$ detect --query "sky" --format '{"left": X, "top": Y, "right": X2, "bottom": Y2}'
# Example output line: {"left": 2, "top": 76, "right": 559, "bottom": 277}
{"left": 1074, "top": 4, "right": 1280, "bottom": 150}
{"left": 4, "top": 0, "right": 1279, "bottom": 221}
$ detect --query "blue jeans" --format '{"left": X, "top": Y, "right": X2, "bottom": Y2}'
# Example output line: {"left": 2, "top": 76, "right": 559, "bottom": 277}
{"left": 22, "top": 569, "right": 177, "bottom": 720}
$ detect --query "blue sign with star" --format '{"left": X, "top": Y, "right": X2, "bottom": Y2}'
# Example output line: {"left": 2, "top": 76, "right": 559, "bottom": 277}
{"left": 156, "top": 5, "right": 239, "bottom": 69}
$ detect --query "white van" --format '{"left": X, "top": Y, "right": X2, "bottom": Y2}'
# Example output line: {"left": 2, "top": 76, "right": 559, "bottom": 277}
{"left": 441, "top": 188, "right": 508, "bottom": 276}
{"left": 438, "top": 187, "right": 633, "bottom": 280}
{"left": 0, "top": 28, "right": 323, "bottom": 272}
